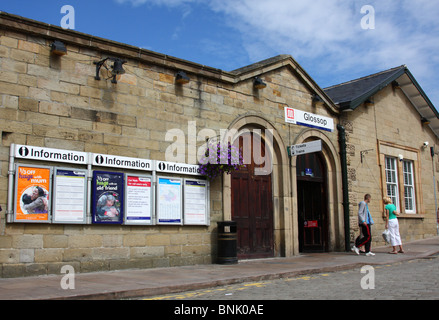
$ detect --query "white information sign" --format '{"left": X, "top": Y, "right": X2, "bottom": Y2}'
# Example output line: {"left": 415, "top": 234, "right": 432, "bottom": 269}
{"left": 53, "top": 168, "right": 87, "bottom": 224}
{"left": 285, "top": 107, "right": 334, "bottom": 132}
{"left": 125, "top": 174, "right": 153, "bottom": 225}
{"left": 184, "top": 179, "right": 209, "bottom": 225}
{"left": 289, "top": 140, "right": 322, "bottom": 156}
{"left": 93, "top": 153, "right": 152, "bottom": 171}
{"left": 14, "top": 144, "right": 87, "bottom": 164}
{"left": 157, "top": 177, "right": 182, "bottom": 225}
{"left": 156, "top": 161, "right": 201, "bottom": 176}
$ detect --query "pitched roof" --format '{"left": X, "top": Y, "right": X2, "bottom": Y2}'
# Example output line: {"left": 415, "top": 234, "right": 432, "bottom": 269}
{"left": 324, "top": 66, "right": 406, "bottom": 109}
{"left": 324, "top": 66, "right": 439, "bottom": 137}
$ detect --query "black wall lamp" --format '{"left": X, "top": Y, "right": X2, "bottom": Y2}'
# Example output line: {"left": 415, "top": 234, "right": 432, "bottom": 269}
{"left": 94, "top": 57, "right": 127, "bottom": 83}
{"left": 50, "top": 40, "right": 67, "bottom": 56}
{"left": 313, "top": 94, "right": 323, "bottom": 104}
{"left": 253, "top": 77, "right": 267, "bottom": 89}
{"left": 175, "top": 71, "right": 190, "bottom": 85}
{"left": 421, "top": 117, "right": 430, "bottom": 125}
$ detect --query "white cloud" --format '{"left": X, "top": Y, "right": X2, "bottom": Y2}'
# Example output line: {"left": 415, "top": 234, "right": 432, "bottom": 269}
{"left": 114, "top": 0, "right": 439, "bottom": 107}
{"left": 115, "top": 0, "right": 438, "bottom": 72}
{"left": 209, "top": 0, "right": 357, "bottom": 61}
{"left": 208, "top": 0, "right": 439, "bottom": 106}
{"left": 115, "top": 0, "right": 199, "bottom": 7}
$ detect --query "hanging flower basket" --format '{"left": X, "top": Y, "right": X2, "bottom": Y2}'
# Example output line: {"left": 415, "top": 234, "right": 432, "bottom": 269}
{"left": 199, "top": 142, "right": 245, "bottom": 180}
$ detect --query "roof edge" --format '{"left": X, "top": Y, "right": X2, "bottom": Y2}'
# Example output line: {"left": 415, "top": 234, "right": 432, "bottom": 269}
{"left": 324, "top": 65, "right": 406, "bottom": 91}
{"left": 348, "top": 66, "right": 407, "bottom": 110}
{"left": 0, "top": 11, "right": 339, "bottom": 114}
{"left": 0, "top": 11, "right": 236, "bottom": 82}
{"left": 404, "top": 69, "right": 439, "bottom": 119}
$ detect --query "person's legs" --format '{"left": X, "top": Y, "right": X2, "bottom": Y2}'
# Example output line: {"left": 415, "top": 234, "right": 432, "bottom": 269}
{"left": 390, "top": 219, "right": 404, "bottom": 253}
{"left": 355, "top": 224, "right": 370, "bottom": 251}
{"left": 364, "top": 224, "right": 371, "bottom": 253}
{"left": 388, "top": 219, "right": 399, "bottom": 253}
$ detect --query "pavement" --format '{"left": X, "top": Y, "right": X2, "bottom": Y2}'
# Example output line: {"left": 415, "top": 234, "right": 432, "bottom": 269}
{"left": 0, "top": 236, "right": 438, "bottom": 300}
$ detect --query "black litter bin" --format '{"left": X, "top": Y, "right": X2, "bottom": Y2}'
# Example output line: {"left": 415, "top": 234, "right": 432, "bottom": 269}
{"left": 217, "top": 221, "right": 238, "bottom": 264}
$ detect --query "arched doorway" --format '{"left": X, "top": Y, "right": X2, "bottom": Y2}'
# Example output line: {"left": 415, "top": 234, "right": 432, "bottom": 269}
{"left": 296, "top": 152, "right": 328, "bottom": 252}
{"left": 231, "top": 131, "right": 274, "bottom": 259}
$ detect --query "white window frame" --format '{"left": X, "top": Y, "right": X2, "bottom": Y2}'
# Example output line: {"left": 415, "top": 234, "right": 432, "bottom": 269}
{"left": 379, "top": 141, "right": 422, "bottom": 216}
{"left": 385, "top": 156, "right": 400, "bottom": 212}
{"left": 402, "top": 160, "right": 416, "bottom": 213}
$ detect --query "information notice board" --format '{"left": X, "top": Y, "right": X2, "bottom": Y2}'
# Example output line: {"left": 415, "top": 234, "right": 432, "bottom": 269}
{"left": 184, "top": 179, "right": 209, "bottom": 225}
{"left": 124, "top": 174, "right": 153, "bottom": 225}
{"left": 53, "top": 168, "right": 87, "bottom": 224}
{"left": 10, "top": 144, "right": 211, "bottom": 226}
{"left": 157, "top": 177, "right": 182, "bottom": 225}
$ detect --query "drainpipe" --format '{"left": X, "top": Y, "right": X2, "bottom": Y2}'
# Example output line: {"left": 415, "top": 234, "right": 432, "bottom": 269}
{"left": 431, "top": 147, "right": 439, "bottom": 236}
{"left": 337, "top": 125, "right": 350, "bottom": 251}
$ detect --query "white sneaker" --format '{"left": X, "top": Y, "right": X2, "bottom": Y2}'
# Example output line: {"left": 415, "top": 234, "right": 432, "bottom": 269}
{"left": 366, "top": 252, "right": 375, "bottom": 256}
{"left": 351, "top": 246, "right": 360, "bottom": 255}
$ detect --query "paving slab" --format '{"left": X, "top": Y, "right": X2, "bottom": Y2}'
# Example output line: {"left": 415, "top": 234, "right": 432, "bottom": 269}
{"left": 0, "top": 236, "right": 437, "bottom": 300}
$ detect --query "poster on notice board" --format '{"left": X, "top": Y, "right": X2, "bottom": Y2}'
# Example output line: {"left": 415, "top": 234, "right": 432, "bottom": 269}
{"left": 124, "top": 174, "right": 153, "bottom": 225}
{"left": 14, "top": 165, "right": 52, "bottom": 223}
{"left": 184, "top": 179, "right": 208, "bottom": 225}
{"left": 53, "top": 168, "right": 87, "bottom": 224}
{"left": 92, "top": 171, "right": 124, "bottom": 224}
{"left": 157, "top": 177, "right": 182, "bottom": 225}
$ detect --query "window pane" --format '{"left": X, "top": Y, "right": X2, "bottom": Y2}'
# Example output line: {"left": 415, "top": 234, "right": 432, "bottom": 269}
{"left": 385, "top": 156, "right": 399, "bottom": 211}
{"left": 403, "top": 160, "right": 416, "bottom": 213}
{"left": 404, "top": 187, "right": 413, "bottom": 210}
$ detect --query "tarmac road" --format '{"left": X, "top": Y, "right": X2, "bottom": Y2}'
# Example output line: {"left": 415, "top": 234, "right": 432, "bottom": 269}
{"left": 145, "top": 254, "right": 439, "bottom": 300}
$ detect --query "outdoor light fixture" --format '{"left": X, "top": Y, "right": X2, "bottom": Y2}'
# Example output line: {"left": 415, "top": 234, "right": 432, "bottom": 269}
{"left": 111, "top": 59, "right": 126, "bottom": 75}
{"left": 421, "top": 117, "right": 430, "bottom": 125}
{"left": 175, "top": 71, "right": 190, "bottom": 84}
{"left": 313, "top": 94, "right": 323, "bottom": 104}
{"left": 94, "top": 57, "right": 126, "bottom": 84}
{"left": 360, "top": 149, "right": 374, "bottom": 163}
{"left": 50, "top": 40, "right": 67, "bottom": 56}
{"left": 253, "top": 77, "right": 267, "bottom": 89}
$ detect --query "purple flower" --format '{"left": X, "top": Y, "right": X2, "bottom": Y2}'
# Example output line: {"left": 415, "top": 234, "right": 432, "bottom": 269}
{"left": 198, "top": 142, "right": 246, "bottom": 180}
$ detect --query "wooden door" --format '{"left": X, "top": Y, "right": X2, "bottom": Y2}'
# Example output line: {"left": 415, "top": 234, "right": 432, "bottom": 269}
{"left": 231, "top": 132, "right": 274, "bottom": 259}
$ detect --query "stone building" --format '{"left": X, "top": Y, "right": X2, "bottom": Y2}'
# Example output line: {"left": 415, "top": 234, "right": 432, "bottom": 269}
{"left": 0, "top": 12, "right": 437, "bottom": 277}
{"left": 325, "top": 66, "right": 439, "bottom": 243}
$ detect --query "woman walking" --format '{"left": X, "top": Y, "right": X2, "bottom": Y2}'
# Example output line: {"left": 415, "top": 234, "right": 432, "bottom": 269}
{"left": 384, "top": 197, "right": 404, "bottom": 254}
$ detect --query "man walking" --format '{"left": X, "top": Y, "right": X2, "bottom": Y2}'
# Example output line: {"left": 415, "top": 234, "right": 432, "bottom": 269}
{"left": 352, "top": 194, "right": 375, "bottom": 256}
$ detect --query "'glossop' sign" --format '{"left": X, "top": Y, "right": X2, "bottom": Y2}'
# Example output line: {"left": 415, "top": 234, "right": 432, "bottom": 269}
{"left": 285, "top": 107, "right": 334, "bottom": 132}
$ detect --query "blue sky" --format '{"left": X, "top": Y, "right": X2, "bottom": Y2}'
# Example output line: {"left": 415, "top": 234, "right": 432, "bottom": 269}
{"left": 1, "top": 0, "right": 438, "bottom": 109}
